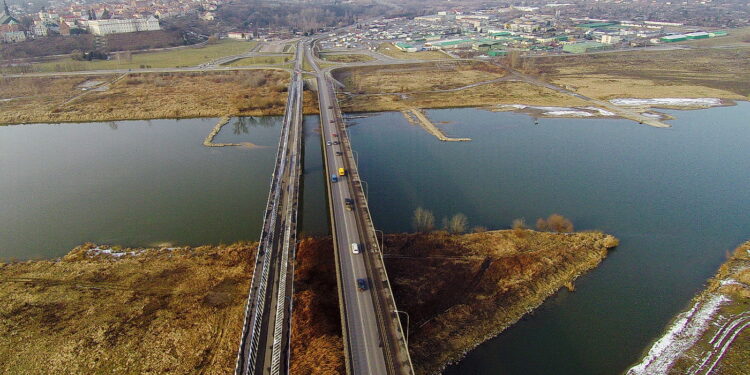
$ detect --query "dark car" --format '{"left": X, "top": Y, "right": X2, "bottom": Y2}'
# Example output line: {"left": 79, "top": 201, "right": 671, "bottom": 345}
{"left": 335, "top": 151, "right": 343, "bottom": 156}
{"left": 357, "top": 278, "right": 368, "bottom": 291}
{"left": 345, "top": 198, "right": 354, "bottom": 211}
{"left": 333, "top": 141, "right": 340, "bottom": 145}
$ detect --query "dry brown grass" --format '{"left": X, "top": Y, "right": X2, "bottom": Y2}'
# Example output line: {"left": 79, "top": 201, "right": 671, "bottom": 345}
{"left": 527, "top": 47, "right": 750, "bottom": 100}
{"left": 0, "top": 70, "right": 320, "bottom": 125}
{"left": 385, "top": 229, "right": 619, "bottom": 375}
{"left": 290, "top": 238, "right": 344, "bottom": 375}
{"left": 0, "top": 242, "right": 255, "bottom": 374}
{"left": 334, "top": 61, "right": 506, "bottom": 94}
{"left": 339, "top": 81, "right": 586, "bottom": 112}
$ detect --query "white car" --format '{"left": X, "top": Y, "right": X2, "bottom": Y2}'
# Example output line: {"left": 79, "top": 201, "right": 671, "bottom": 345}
{"left": 351, "top": 243, "right": 360, "bottom": 254}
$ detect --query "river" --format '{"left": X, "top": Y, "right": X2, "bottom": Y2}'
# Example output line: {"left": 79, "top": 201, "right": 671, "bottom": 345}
{"left": 2, "top": 104, "right": 748, "bottom": 374}
{"left": 0, "top": 115, "right": 322, "bottom": 260}
{"left": 345, "top": 103, "right": 750, "bottom": 375}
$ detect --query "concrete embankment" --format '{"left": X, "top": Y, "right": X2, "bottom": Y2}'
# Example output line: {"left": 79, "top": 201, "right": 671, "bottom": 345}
{"left": 401, "top": 108, "right": 471, "bottom": 142}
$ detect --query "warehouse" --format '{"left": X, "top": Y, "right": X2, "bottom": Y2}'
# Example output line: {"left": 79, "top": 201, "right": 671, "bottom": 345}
{"left": 562, "top": 41, "right": 610, "bottom": 54}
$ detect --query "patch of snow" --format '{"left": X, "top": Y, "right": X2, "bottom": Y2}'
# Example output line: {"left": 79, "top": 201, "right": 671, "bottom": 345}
{"left": 87, "top": 247, "right": 136, "bottom": 257}
{"left": 611, "top": 98, "right": 722, "bottom": 107}
{"left": 719, "top": 279, "right": 742, "bottom": 287}
{"left": 544, "top": 110, "right": 594, "bottom": 117}
{"left": 627, "top": 294, "right": 730, "bottom": 375}
{"left": 582, "top": 106, "right": 615, "bottom": 116}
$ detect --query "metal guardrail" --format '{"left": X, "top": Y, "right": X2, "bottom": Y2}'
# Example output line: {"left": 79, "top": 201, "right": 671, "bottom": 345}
{"left": 235, "top": 64, "right": 301, "bottom": 375}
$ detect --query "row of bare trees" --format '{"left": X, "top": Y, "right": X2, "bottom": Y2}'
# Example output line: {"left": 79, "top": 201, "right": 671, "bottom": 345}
{"left": 413, "top": 207, "right": 575, "bottom": 236}
{"left": 412, "top": 207, "right": 469, "bottom": 234}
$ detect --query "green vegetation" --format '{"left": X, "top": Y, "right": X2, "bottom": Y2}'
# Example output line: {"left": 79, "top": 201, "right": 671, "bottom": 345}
{"left": 1, "top": 40, "right": 256, "bottom": 73}
{"left": 376, "top": 42, "right": 453, "bottom": 60}
{"left": 319, "top": 53, "right": 374, "bottom": 63}
{"left": 224, "top": 55, "right": 291, "bottom": 66}
{"left": 0, "top": 242, "right": 255, "bottom": 374}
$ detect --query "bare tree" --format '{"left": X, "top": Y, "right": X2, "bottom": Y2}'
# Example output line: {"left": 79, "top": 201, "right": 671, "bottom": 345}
{"left": 512, "top": 218, "right": 527, "bottom": 230}
{"left": 536, "top": 217, "right": 549, "bottom": 231}
{"left": 536, "top": 214, "right": 574, "bottom": 232}
{"left": 412, "top": 207, "right": 435, "bottom": 233}
{"left": 447, "top": 213, "right": 468, "bottom": 234}
{"left": 547, "top": 214, "right": 574, "bottom": 232}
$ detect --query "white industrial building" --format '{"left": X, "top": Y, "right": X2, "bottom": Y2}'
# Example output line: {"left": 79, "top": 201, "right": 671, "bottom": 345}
{"left": 86, "top": 16, "right": 160, "bottom": 35}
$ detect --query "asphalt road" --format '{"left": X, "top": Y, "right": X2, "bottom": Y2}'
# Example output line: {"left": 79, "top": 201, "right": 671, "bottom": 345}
{"left": 307, "top": 42, "right": 389, "bottom": 375}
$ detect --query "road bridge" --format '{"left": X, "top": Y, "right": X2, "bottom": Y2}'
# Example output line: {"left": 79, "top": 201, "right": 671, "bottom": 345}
{"left": 306, "top": 40, "right": 415, "bottom": 375}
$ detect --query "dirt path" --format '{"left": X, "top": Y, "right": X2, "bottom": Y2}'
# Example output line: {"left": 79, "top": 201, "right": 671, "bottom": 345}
{"left": 401, "top": 108, "right": 471, "bottom": 142}
{"left": 499, "top": 64, "right": 671, "bottom": 128}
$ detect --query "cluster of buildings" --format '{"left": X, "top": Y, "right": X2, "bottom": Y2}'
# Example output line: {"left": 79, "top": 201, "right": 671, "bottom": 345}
{"left": 0, "top": 0, "right": 225, "bottom": 43}
{"left": 322, "top": 4, "right": 730, "bottom": 56}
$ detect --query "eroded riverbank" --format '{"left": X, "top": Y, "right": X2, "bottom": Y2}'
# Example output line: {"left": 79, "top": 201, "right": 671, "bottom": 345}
{"left": 627, "top": 240, "right": 750, "bottom": 375}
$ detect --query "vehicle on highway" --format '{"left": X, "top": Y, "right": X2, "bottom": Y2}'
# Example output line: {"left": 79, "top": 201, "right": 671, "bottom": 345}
{"left": 326, "top": 141, "right": 332, "bottom": 146}
{"left": 330, "top": 119, "right": 335, "bottom": 123}
{"left": 338, "top": 167, "right": 346, "bottom": 176}
{"left": 357, "top": 278, "right": 367, "bottom": 291}
{"left": 328, "top": 105, "right": 333, "bottom": 109}
{"left": 333, "top": 141, "right": 340, "bottom": 145}
{"left": 351, "top": 243, "right": 360, "bottom": 254}
{"left": 335, "top": 151, "right": 343, "bottom": 156}
{"left": 332, "top": 133, "right": 338, "bottom": 137}
{"left": 345, "top": 198, "right": 354, "bottom": 211}
{"left": 331, "top": 174, "right": 338, "bottom": 182}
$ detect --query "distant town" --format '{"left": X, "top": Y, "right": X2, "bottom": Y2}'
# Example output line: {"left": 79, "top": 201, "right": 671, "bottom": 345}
{"left": 1, "top": 0, "right": 747, "bottom": 62}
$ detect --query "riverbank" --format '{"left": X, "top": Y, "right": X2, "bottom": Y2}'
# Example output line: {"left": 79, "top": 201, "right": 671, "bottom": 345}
{"left": 385, "top": 229, "right": 619, "bottom": 374}
{"left": 290, "top": 229, "right": 618, "bottom": 375}
{"left": 627, "top": 240, "right": 750, "bottom": 375}
{"left": 0, "top": 242, "right": 255, "bottom": 374}
{"left": 0, "top": 71, "right": 319, "bottom": 125}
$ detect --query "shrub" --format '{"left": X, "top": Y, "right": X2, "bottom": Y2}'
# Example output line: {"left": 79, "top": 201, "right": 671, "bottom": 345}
{"left": 412, "top": 207, "right": 435, "bottom": 233}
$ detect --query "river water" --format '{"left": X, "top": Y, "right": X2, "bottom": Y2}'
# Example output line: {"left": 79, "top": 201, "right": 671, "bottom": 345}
{"left": 2, "top": 104, "right": 748, "bottom": 374}
{"left": 346, "top": 103, "right": 750, "bottom": 375}
{"left": 0, "top": 116, "right": 320, "bottom": 260}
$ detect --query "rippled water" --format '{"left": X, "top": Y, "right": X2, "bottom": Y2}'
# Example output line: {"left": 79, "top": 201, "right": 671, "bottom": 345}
{"left": 346, "top": 103, "right": 750, "bottom": 375}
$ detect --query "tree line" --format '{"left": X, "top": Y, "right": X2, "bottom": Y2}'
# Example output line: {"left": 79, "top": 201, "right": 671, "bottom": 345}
{"left": 413, "top": 207, "right": 575, "bottom": 235}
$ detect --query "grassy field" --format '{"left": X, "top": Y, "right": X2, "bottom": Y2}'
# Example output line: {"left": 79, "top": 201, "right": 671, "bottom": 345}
{"left": 319, "top": 53, "right": 375, "bottom": 63}
{"left": 224, "top": 55, "right": 291, "bottom": 66}
{"left": 1, "top": 40, "right": 256, "bottom": 73}
{"left": 0, "top": 70, "right": 324, "bottom": 125}
{"left": 376, "top": 43, "right": 453, "bottom": 60}
{"left": 339, "top": 80, "right": 586, "bottom": 112}
{"left": 0, "top": 242, "right": 255, "bottom": 374}
{"left": 334, "top": 61, "right": 506, "bottom": 94}
{"left": 526, "top": 46, "right": 750, "bottom": 100}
